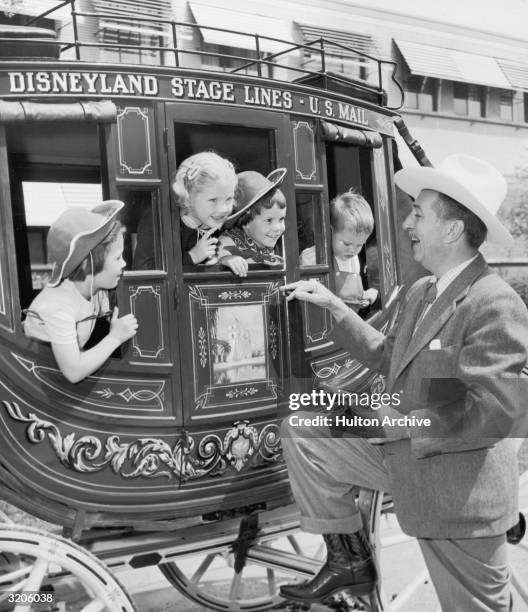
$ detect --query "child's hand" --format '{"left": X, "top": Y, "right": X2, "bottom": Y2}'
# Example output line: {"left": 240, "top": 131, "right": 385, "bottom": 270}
{"left": 189, "top": 228, "right": 218, "bottom": 263}
{"left": 363, "top": 288, "right": 379, "bottom": 305}
{"left": 109, "top": 307, "right": 138, "bottom": 343}
{"left": 221, "top": 255, "right": 248, "bottom": 277}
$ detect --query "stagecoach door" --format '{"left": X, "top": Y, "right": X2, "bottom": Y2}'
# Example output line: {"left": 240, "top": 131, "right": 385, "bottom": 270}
{"left": 165, "top": 103, "right": 293, "bottom": 426}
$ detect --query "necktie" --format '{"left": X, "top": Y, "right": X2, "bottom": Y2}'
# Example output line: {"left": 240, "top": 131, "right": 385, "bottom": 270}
{"left": 414, "top": 281, "right": 437, "bottom": 333}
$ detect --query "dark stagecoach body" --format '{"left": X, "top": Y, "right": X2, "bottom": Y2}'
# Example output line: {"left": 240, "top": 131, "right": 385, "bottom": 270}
{"left": 0, "top": 8, "right": 429, "bottom": 609}
{"left": 0, "top": 8, "right": 410, "bottom": 534}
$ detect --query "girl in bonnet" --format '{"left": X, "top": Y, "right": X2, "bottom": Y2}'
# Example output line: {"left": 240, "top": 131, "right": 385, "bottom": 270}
{"left": 24, "top": 201, "right": 138, "bottom": 383}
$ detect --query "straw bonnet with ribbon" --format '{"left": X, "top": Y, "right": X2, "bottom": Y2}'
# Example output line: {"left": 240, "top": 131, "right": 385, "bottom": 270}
{"left": 47, "top": 200, "right": 124, "bottom": 287}
{"left": 394, "top": 154, "right": 513, "bottom": 248}
{"left": 224, "top": 168, "right": 287, "bottom": 229}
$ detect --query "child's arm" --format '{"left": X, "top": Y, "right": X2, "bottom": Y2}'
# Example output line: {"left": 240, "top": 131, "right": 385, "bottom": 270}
{"left": 218, "top": 254, "right": 248, "bottom": 277}
{"left": 51, "top": 307, "right": 137, "bottom": 384}
{"left": 217, "top": 234, "right": 248, "bottom": 277}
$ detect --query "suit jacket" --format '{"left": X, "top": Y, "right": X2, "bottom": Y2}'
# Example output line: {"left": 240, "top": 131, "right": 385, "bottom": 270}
{"left": 334, "top": 254, "right": 528, "bottom": 538}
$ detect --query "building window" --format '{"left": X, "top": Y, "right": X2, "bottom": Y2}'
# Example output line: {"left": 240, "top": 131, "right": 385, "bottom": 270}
{"left": 453, "top": 82, "right": 485, "bottom": 118}
{"left": 99, "top": 26, "right": 165, "bottom": 65}
{"left": 201, "top": 43, "right": 262, "bottom": 75}
{"left": 499, "top": 90, "right": 514, "bottom": 121}
{"left": 404, "top": 75, "right": 437, "bottom": 112}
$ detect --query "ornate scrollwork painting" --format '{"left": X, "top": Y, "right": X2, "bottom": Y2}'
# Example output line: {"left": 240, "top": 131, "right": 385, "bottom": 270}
{"left": 2, "top": 401, "right": 282, "bottom": 481}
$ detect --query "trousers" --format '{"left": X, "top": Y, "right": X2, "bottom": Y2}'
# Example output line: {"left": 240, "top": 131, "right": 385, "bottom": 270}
{"left": 280, "top": 414, "right": 512, "bottom": 612}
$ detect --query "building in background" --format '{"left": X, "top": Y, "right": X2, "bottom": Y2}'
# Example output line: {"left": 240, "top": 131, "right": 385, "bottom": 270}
{"left": 3, "top": 0, "right": 528, "bottom": 295}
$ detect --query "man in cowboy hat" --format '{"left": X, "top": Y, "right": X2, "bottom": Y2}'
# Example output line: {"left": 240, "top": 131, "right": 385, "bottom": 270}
{"left": 279, "top": 154, "right": 528, "bottom": 611}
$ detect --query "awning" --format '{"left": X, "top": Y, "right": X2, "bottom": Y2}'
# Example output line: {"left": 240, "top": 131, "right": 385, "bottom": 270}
{"left": 395, "top": 39, "right": 516, "bottom": 90}
{"left": 188, "top": 2, "right": 292, "bottom": 54}
{"left": 496, "top": 59, "right": 528, "bottom": 91}
{"left": 297, "top": 24, "right": 378, "bottom": 60}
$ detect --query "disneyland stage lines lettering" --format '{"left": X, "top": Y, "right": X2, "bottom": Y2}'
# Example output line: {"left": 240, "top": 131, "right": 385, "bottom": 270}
{"left": 9, "top": 71, "right": 159, "bottom": 96}
{"left": 171, "top": 77, "right": 235, "bottom": 101}
{"left": 243, "top": 85, "right": 293, "bottom": 109}
{"left": 338, "top": 102, "right": 368, "bottom": 125}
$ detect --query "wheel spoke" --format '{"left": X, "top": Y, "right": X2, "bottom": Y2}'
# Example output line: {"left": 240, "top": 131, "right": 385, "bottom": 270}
{"left": 23, "top": 558, "right": 48, "bottom": 592}
{"left": 0, "top": 577, "right": 28, "bottom": 600}
{"left": 228, "top": 569, "right": 243, "bottom": 601}
{"left": 191, "top": 552, "right": 216, "bottom": 583}
{"left": 287, "top": 534, "right": 303, "bottom": 555}
{"left": 0, "top": 565, "right": 31, "bottom": 587}
{"left": 266, "top": 567, "right": 276, "bottom": 596}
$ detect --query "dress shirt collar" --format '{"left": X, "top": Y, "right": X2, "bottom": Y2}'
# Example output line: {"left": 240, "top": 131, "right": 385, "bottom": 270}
{"left": 435, "top": 254, "right": 479, "bottom": 298}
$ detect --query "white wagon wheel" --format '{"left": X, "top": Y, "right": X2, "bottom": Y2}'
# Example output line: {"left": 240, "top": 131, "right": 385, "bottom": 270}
{"left": 0, "top": 525, "right": 136, "bottom": 612}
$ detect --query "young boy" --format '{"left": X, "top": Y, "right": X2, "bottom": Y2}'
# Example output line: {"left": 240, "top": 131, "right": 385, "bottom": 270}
{"left": 24, "top": 201, "right": 137, "bottom": 383}
{"left": 218, "top": 168, "right": 287, "bottom": 276}
{"left": 301, "top": 190, "right": 378, "bottom": 310}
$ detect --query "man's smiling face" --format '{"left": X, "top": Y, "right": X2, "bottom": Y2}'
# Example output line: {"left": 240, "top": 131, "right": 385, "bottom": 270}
{"left": 402, "top": 189, "right": 451, "bottom": 273}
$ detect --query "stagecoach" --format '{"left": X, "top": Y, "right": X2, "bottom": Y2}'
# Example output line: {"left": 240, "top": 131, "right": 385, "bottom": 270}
{"left": 0, "top": 3, "right": 526, "bottom": 611}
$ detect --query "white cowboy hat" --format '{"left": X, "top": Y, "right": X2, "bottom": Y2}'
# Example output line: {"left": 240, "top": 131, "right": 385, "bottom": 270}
{"left": 47, "top": 200, "right": 124, "bottom": 287}
{"left": 395, "top": 154, "right": 513, "bottom": 248}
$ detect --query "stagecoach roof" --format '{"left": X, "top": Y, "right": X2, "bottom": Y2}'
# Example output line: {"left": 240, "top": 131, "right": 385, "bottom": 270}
{"left": 394, "top": 39, "right": 525, "bottom": 91}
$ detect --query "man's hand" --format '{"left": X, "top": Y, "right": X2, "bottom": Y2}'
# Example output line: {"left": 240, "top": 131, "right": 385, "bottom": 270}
{"left": 280, "top": 280, "right": 349, "bottom": 321}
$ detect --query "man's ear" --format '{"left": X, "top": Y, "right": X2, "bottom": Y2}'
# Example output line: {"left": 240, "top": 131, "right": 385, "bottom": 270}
{"left": 446, "top": 219, "right": 465, "bottom": 243}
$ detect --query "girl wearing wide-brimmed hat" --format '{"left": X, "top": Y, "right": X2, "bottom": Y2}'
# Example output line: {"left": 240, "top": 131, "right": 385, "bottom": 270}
{"left": 24, "top": 201, "right": 138, "bottom": 383}
{"left": 218, "top": 168, "right": 287, "bottom": 276}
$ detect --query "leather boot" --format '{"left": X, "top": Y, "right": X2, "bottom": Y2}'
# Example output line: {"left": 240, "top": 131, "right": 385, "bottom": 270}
{"left": 279, "top": 530, "right": 377, "bottom": 603}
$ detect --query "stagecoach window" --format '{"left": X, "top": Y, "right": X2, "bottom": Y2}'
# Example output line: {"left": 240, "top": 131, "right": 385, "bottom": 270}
{"left": 117, "top": 190, "right": 161, "bottom": 271}
{"left": 173, "top": 123, "right": 275, "bottom": 177}
{"left": 22, "top": 182, "right": 104, "bottom": 290}
{"left": 297, "top": 192, "right": 327, "bottom": 267}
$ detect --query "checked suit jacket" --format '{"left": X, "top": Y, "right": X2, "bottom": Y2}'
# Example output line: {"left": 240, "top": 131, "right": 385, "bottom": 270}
{"left": 334, "top": 253, "right": 528, "bottom": 538}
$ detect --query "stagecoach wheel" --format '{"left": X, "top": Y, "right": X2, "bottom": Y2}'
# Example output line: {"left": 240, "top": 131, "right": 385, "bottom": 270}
{"left": 159, "top": 529, "right": 327, "bottom": 612}
{"left": 0, "top": 525, "right": 136, "bottom": 612}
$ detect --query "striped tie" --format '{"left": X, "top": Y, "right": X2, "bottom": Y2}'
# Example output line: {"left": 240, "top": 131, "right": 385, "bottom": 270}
{"left": 414, "top": 281, "right": 437, "bottom": 333}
